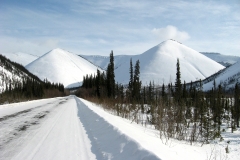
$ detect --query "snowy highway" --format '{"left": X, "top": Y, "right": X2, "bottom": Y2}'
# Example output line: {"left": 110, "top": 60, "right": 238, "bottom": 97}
{"left": 0, "top": 96, "right": 159, "bottom": 160}
{"left": 1, "top": 96, "right": 239, "bottom": 160}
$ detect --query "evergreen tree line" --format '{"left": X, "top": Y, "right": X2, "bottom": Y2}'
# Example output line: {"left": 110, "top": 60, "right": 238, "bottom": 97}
{"left": 81, "top": 51, "right": 123, "bottom": 99}
{"left": 80, "top": 51, "right": 141, "bottom": 103}
{"left": 78, "top": 53, "right": 240, "bottom": 145}
{"left": 1, "top": 77, "right": 65, "bottom": 104}
{"left": 3, "top": 78, "right": 44, "bottom": 99}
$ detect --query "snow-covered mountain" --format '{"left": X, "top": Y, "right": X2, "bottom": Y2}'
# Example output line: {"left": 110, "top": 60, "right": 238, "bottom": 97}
{"left": 200, "top": 52, "right": 240, "bottom": 67}
{"left": 82, "top": 40, "right": 225, "bottom": 85}
{"left": 26, "top": 48, "right": 102, "bottom": 88}
{"left": 0, "top": 52, "right": 39, "bottom": 66}
{"left": 202, "top": 61, "right": 240, "bottom": 90}
{"left": 0, "top": 54, "right": 41, "bottom": 93}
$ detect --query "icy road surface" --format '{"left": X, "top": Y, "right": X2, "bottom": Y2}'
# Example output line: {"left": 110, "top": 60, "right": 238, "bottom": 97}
{"left": 0, "top": 96, "right": 159, "bottom": 160}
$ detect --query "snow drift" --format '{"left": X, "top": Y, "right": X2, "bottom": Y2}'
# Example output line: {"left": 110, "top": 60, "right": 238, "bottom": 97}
{"left": 26, "top": 48, "right": 102, "bottom": 88}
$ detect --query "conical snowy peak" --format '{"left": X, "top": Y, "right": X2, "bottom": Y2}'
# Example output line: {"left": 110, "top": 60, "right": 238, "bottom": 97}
{"left": 157, "top": 39, "right": 183, "bottom": 47}
{"left": 51, "top": 48, "right": 64, "bottom": 52}
{"left": 26, "top": 49, "right": 102, "bottom": 88}
{"left": 134, "top": 40, "right": 225, "bottom": 85}
{"left": 82, "top": 40, "right": 225, "bottom": 85}
{"left": 48, "top": 48, "right": 69, "bottom": 54}
{"left": 142, "top": 39, "right": 196, "bottom": 58}
{"left": 40, "top": 48, "right": 70, "bottom": 58}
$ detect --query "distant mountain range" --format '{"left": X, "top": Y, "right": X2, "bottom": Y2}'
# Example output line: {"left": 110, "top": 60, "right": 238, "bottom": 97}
{"left": 1, "top": 39, "right": 239, "bottom": 90}
{"left": 200, "top": 52, "right": 240, "bottom": 67}
{"left": 202, "top": 61, "right": 240, "bottom": 91}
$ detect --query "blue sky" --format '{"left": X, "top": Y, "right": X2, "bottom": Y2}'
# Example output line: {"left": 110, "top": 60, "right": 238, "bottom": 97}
{"left": 0, "top": 0, "right": 239, "bottom": 56}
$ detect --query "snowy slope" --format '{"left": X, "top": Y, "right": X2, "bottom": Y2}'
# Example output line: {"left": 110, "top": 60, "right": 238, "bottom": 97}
{"left": 80, "top": 54, "right": 132, "bottom": 70}
{"left": 1, "top": 96, "right": 239, "bottom": 160}
{"left": 0, "top": 54, "right": 41, "bottom": 93}
{"left": 0, "top": 52, "right": 39, "bottom": 66}
{"left": 203, "top": 61, "right": 240, "bottom": 90}
{"left": 83, "top": 40, "right": 225, "bottom": 85}
{"left": 26, "top": 48, "right": 102, "bottom": 88}
{"left": 200, "top": 52, "right": 240, "bottom": 67}
{"left": 0, "top": 65, "right": 18, "bottom": 93}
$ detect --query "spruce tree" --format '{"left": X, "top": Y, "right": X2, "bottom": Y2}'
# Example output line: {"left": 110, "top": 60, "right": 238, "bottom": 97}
{"left": 216, "top": 84, "right": 223, "bottom": 133}
{"left": 162, "top": 83, "right": 165, "bottom": 98}
{"left": 234, "top": 83, "right": 239, "bottom": 127}
{"left": 107, "top": 64, "right": 111, "bottom": 97}
{"left": 85, "top": 75, "right": 89, "bottom": 88}
{"left": 143, "top": 86, "right": 146, "bottom": 104}
{"left": 175, "top": 58, "right": 182, "bottom": 102}
{"left": 89, "top": 74, "right": 93, "bottom": 88}
{"left": 96, "top": 69, "right": 101, "bottom": 98}
{"left": 133, "top": 60, "right": 141, "bottom": 101}
{"left": 106, "top": 51, "right": 115, "bottom": 98}
{"left": 148, "top": 81, "right": 153, "bottom": 103}
{"left": 128, "top": 58, "right": 133, "bottom": 94}
{"left": 182, "top": 81, "right": 187, "bottom": 100}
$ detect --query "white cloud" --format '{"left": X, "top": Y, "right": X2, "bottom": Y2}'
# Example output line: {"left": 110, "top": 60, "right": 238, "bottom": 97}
{"left": 152, "top": 25, "right": 190, "bottom": 42}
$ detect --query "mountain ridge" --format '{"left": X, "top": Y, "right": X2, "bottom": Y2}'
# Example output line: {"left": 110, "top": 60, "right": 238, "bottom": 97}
{"left": 0, "top": 52, "right": 39, "bottom": 66}
{"left": 203, "top": 61, "right": 240, "bottom": 90}
{"left": 200, "top": 52, "right": 240, "bottom": 67}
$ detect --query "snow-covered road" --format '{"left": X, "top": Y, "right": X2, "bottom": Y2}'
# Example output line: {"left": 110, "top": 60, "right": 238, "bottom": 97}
{"left": 0, "top": 96, "right": 159, "bottom": 160}
{"left": 0, "top": 96, "right": 95, "bottom": 160}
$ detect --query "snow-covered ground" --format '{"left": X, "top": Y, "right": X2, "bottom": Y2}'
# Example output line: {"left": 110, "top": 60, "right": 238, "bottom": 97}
{"left": 0, "top": 96, "right": 239, "bottom": 160}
